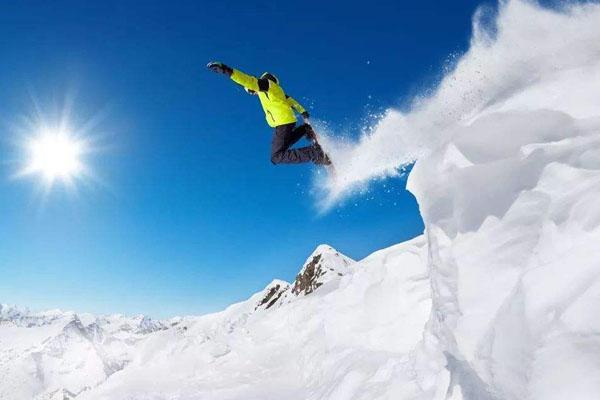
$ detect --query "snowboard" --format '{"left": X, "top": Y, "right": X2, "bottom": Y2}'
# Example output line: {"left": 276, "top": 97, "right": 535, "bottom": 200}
{"left": 306, "top": 123, "right": 336, "bottom": 175}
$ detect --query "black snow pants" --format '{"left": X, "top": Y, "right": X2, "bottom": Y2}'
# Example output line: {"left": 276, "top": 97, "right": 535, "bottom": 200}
{"left": 271, "top": 123, "right": 316, "bottom": 164}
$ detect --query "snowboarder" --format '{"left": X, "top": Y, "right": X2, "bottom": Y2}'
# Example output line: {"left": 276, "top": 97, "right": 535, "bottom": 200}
{"left": 207, "top": 62, "right": 331, "bottom": 166}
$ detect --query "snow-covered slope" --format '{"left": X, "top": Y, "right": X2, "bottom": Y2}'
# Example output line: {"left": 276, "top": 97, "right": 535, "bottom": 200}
{"left": 407, "top": 111, "right": 600, "bottom": 400}
{"left": 1, "top": 242, "right": 432, "bottom": 399}
{"left": 77, "top": 240, "right": 431, "bottom": 400}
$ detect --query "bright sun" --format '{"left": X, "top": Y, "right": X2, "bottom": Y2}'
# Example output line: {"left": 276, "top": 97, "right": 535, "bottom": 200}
{"left": 17, "top": 124, "right": 92, "bottom": 192}
{"left": 12, "top": 96, "right": 102, "bottom": 195}
{"left": 26, "top": 129, "right": 84, "bottom": 183}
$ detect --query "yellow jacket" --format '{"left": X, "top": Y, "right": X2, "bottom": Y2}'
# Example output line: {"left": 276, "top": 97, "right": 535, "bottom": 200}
{"left": 230, "top": 69, "right": 306, "bottom": 128}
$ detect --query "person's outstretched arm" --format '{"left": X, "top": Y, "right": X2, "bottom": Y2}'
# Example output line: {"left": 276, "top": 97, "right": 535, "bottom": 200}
{"left": 286, "top": 95, "right": 310, "bottom": 122}
{"left": 207, "top": 62, "right": 269, "bottom": 93}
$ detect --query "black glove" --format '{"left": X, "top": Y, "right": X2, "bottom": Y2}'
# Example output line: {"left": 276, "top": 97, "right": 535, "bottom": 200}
{"left": 207, "top": 61, "right": 233, "bottom": 76}
{"left": 301, "top": 111, "right": 310, "bottom": 119}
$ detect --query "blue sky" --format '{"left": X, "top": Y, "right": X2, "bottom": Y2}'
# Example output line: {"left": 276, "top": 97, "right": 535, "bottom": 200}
{"left": 0, "top": 0, "right": 481, "bottom": 317}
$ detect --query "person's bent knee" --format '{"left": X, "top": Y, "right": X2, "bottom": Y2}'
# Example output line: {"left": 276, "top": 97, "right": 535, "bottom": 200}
{"left": 271, "top": 153, "right": 284, "bottom": 164}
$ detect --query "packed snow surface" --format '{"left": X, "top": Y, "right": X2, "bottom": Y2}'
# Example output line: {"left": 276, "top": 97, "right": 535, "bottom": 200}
{"left": 3, "top": 0, "right": 600, "bottom": 398}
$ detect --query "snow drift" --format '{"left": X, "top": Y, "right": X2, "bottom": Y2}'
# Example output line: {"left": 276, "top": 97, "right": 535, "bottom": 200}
{"left": 3, "top": 0, "right": 600, "bottom": 399}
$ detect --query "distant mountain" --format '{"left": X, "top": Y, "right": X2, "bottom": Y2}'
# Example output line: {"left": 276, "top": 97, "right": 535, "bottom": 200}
{"left": 0, "top": 244, "right": 368, "bottom": 400}
{"left": 0, "top": 304, "right": 167, "bottom": 400}
{"left": 254, "top": 244, "right": 355, "bottom": 312}
{"left": 291, "top": 244, "right": 354, "bottom": 296}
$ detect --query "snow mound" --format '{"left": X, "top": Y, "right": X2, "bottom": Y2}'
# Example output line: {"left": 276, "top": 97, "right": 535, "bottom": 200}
{"left": 406, "top": 108, "right": 600, "bottom": 398}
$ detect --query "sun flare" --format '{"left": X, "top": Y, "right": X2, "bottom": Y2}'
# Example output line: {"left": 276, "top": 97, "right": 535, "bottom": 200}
{"left": 11, "top": 94, "right": 105, "bottom": 195}
{"left": 25, "top": 128, "right": 85, "bottom": 184}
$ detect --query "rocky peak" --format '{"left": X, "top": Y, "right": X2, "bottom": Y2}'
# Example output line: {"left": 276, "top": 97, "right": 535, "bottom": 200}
{"left": 292, "top": 244, "right": 354, "bottom": 296}
{"left": 255, "top": 279, "right": 290, "bottom": 311}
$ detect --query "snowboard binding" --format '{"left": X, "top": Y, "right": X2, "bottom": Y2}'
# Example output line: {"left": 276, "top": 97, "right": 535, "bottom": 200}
{"left": 304, "top": 123, "right": 334, "bottom": 168}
